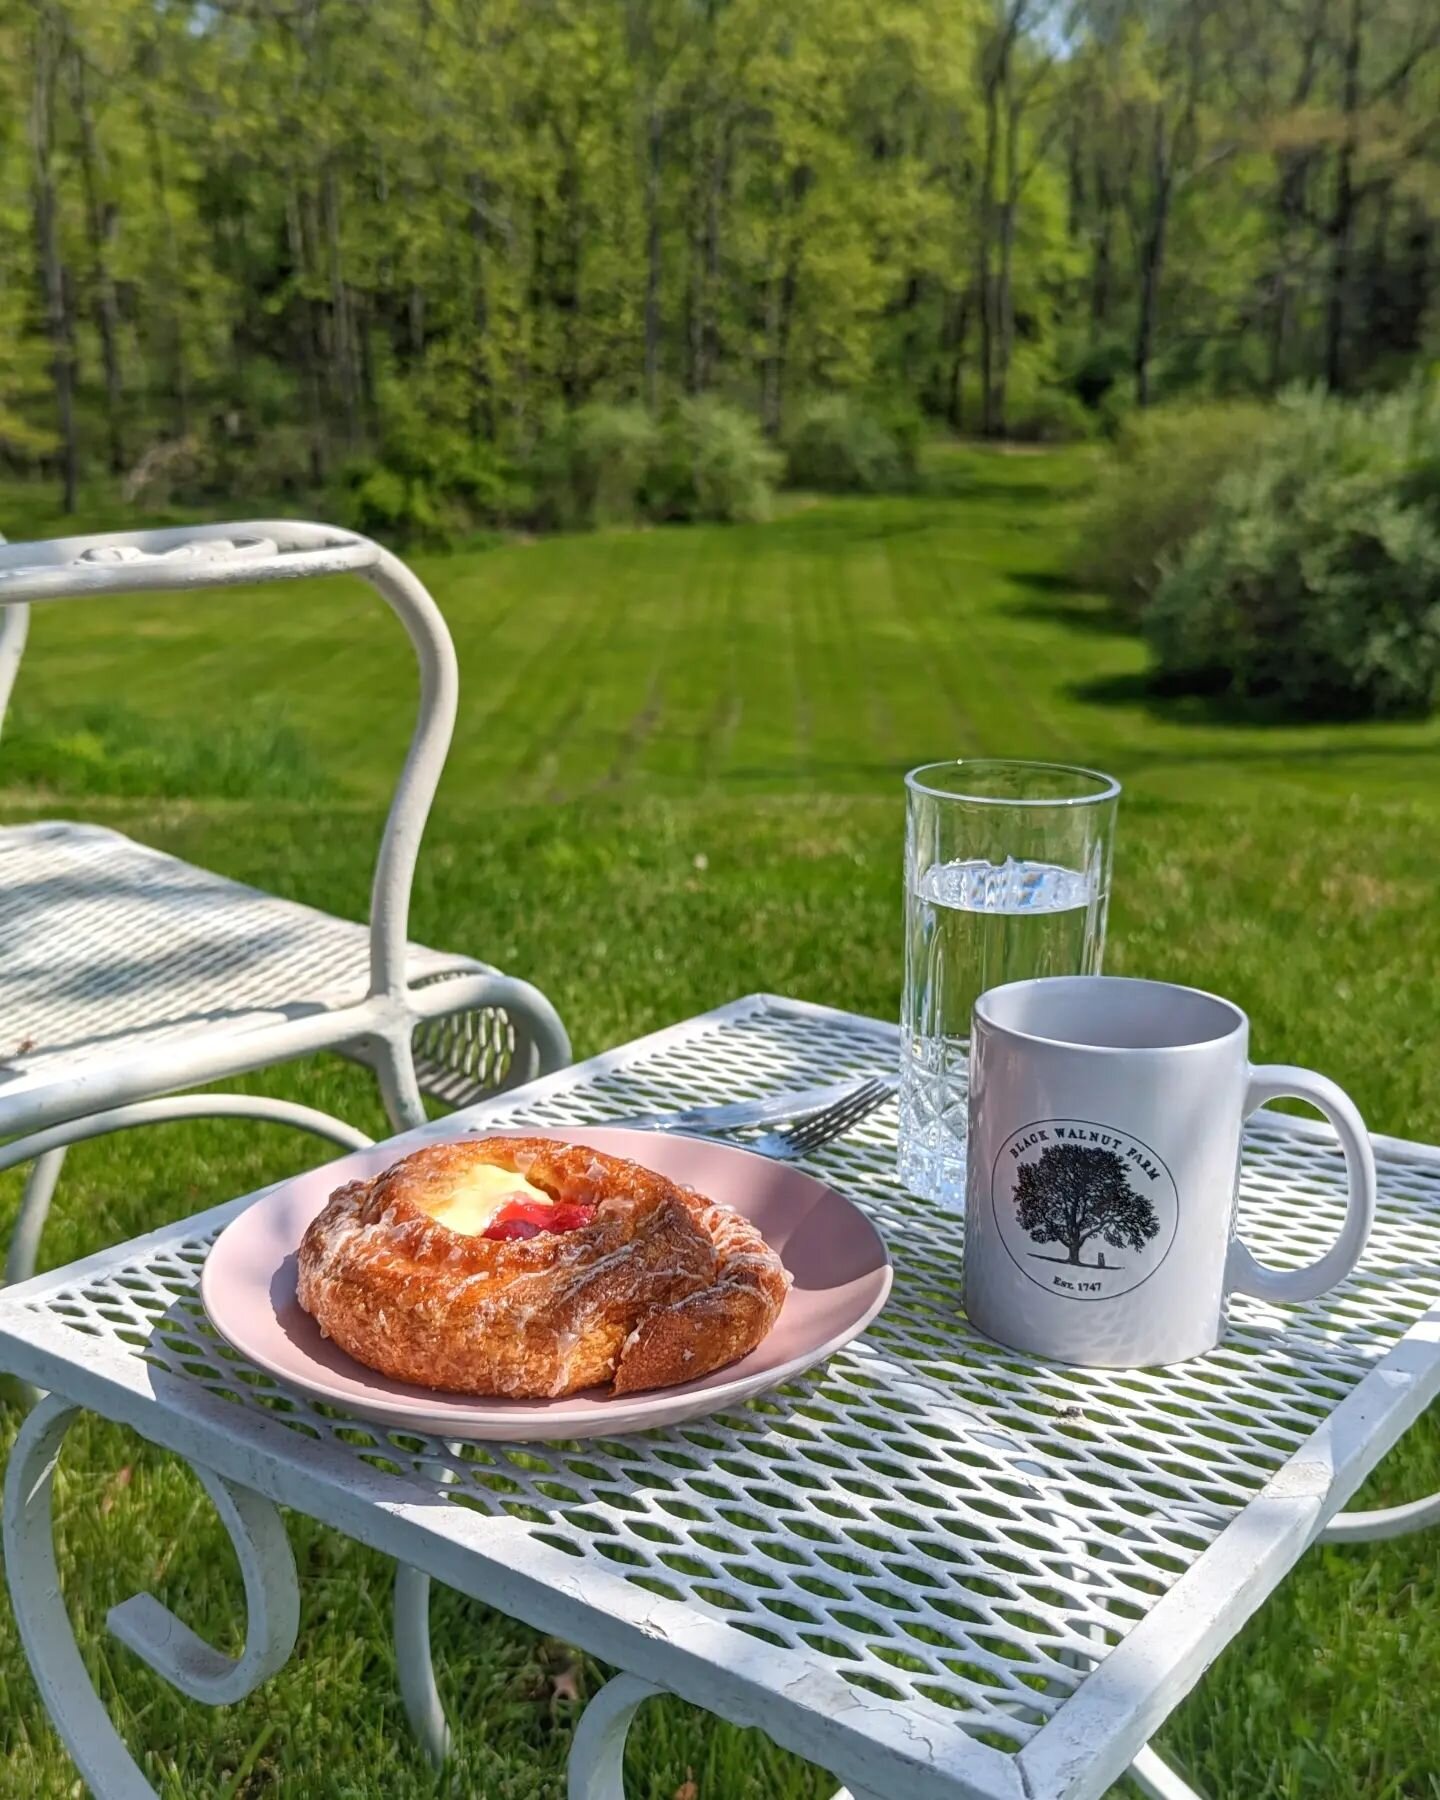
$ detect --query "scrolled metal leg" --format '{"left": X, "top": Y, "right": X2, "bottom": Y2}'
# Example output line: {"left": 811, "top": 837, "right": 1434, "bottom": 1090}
{"left": 106, "top": 1462, "right": 297, "bottom": 1704}
{"left": 567, "top": 1674, "right": 661, "bottom": 1800}
{"left": 1321, "top": 1490, "right": 1440, "bottom": 1543}
{"left": 3, "top": 1393, "right": 300, "bottom": 1800}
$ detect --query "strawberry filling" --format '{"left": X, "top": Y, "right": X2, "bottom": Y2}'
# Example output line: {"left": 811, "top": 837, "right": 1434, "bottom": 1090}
{"left": 482, "top": 1198, "right": 596, "bottom": 1241}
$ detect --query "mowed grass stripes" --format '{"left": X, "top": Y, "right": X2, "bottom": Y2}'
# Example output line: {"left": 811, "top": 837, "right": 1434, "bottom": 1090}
{"left": 1, "top": 448, "right": 1439, "bottom": 1796}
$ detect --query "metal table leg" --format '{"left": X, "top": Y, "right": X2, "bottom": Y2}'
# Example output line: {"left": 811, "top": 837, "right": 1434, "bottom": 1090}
{"left": 568, "top": 1676, "right": 661, "bottom": 1800}
{"left": 3, "top": 1394, "right": 300, "bottom": 1800}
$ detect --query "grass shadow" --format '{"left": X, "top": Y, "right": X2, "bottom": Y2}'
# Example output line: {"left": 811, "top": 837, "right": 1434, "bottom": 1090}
{"left": 917, "top": 471, "right": 1074, "bottom": 506}
{"left": 1007, "top": 570, "right": 1082, "bottom": 595}
{"left": 1072, "top": 668, "right": 1314, "bottom": 728}
{"left": 1004, "top": 570, "right": 1137, "bottom": 639}
{"left": 1072, "top": 669, "right": 1440, "bottom": 746}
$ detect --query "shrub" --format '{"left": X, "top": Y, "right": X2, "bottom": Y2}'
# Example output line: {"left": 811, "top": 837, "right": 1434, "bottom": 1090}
{"left": 650, "top": 398, "right": 779, "bottom": 522}
{"left": 213, "top": 423, "right": 319, "bottom": 499}
{"left": 122, "top": 435, "right": 217, "bottom": 507}
{"left": 1005, "top": 388, "right": 1095, "bottom": 444}
{"left": 339, "top": 462, "right": 445, "bottom": 543}
{"left": 1145, "top": 385, "right": 1440, "bottom": 719}
{"left": 784, "top": 395, "right": 912, "bottom": 492}
{"left": 1072, "top": 399, "right": 1280, "bottom": 616}
{"left": 520, "top": 405, "right": 585, "bottom": 532}
{"left": 571, "top": 403, "right": 661, "bottom": 526}
{"left": 353, "top": 364, "right": 529, "bottom": 540}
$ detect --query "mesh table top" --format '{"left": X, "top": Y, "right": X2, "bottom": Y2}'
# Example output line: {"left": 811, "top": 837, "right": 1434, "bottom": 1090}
{"left": 3, "top": 994, "right": 1438, "bottom": 1800}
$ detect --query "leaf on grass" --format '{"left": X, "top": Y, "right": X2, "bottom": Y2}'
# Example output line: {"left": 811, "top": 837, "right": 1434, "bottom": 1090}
{"left": 549, "top": 1661, "right": 583, "bottom": 1704}
{"left": 100, "top": 1465, "right": 133, "bottom": 1517}
{"left": 673, "top": 1770, "right": 698, "bottom": 1800}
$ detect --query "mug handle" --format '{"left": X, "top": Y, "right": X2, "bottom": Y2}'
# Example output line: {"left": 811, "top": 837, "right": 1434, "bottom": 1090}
{"left": 1227, "top": 1065, "right": 1376, "bottom": 1305}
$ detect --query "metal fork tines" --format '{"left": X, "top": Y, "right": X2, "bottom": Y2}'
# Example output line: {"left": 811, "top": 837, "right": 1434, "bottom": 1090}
{"left": 744, "top": 1075, "right": 894, "bottom": 1161}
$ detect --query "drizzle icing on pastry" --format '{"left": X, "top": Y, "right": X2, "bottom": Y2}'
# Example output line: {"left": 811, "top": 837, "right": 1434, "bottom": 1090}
{"left": 295, "top": 1136, "right": 791, "bottom": 1399}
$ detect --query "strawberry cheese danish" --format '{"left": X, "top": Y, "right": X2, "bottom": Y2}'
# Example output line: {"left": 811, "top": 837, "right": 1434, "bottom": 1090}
{"left": 296, "top": 1136, "right": 791, "bottom": 1399}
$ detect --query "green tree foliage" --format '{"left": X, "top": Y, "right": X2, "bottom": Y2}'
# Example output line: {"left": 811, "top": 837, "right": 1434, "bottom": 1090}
{"left": 0, "top": 0, "right": 1436, "bottom": 515}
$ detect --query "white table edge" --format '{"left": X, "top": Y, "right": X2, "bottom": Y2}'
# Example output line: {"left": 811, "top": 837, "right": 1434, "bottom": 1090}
{"left": 4, "top": 988, "right": 1439, "bottom": 1800}
{"left": 0, "top": 994, "right": 1018, "bottom": 1800}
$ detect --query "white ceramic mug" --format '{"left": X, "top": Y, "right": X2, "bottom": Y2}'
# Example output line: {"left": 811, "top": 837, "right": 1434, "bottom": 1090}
{"left": 963, "top": 976, "right": 1376, "bottom": 1367}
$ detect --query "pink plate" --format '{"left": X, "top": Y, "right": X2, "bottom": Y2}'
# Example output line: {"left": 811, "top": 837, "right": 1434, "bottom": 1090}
{"left": 200, "top": 1126, "right": 893, "bottom": 1441}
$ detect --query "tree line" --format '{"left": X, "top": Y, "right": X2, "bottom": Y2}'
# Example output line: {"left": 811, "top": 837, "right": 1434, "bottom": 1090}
{"left": 3, "top": 0, "right": 1437, "bottom": 513}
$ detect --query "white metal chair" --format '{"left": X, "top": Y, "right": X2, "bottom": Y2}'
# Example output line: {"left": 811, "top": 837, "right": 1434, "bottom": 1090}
{"left": 0, "top": 519, "right": 570, "bottom": 1762}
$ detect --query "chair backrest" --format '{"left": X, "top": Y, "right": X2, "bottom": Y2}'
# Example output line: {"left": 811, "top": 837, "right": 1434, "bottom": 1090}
{"left": 0, "top": 522, "right": 458, "bottom": 1000}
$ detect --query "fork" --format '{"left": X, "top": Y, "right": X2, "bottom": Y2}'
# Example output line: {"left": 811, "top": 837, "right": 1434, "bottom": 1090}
{"left": 685, "top": 1074, "right": 894, "bottom": 1161}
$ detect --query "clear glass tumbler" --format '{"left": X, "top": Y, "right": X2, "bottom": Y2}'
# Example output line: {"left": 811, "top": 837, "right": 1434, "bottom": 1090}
{"left": 898, "top": 759, "right": 1120, "bottom": 1206}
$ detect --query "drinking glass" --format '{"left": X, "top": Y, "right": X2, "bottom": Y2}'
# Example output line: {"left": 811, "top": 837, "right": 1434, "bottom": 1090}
{"left": 898, "top": 759, "right": 1120, "bottom": 1206}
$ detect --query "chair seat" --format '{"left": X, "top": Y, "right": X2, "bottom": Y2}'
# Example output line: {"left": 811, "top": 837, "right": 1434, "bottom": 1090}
{"left": 0, "top": 821, "right": 500, "bottom": 1110}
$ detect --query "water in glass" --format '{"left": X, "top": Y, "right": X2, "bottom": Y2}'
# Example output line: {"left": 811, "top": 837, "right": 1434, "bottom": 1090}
{"left": 898, "top": 760, "right": 1118, "bottom": 1205}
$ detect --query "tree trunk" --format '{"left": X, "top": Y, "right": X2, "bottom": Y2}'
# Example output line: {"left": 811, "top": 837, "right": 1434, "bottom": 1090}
{"left": 946, "top": 292, "right": 969, "bottom": 430}
{"left": 686, "top": 184, "right": 705, "bottom": 394}
{"left": 993, "top": 90, "right": 1023, "bottom": 437}
{"left": 557, "top": 146, "right": 584, "bottom": 408}
{"left": 323, "top": 166, "right": 359, "bottom": 444}
{"left": 1267, "top": 280, "right": 1291, "bottom": 389}
{"left": 467, "top": 172, "right": 492, "bottom": 435}
{"left": 142, "top": 101, "right": 190, "bottom": 438}
{"left": 29, "top": 5, "right": 77, "bottom": 513}
{"left": 761, "top": 257, "right": 799, "bottom": 439}
{"left": 643, "top": 102, "right": 663, "bottom": 412}
{"left": 701, "top": 127, "right": 726, "bottom": 391}
{"left": 1090, "top": 163, "right": 1113, "bottom": 329}
{"left": 1133, "top": 107, "right": 1172, "bottom": 408}
{"left": 977, "top": 66, "right": 1001, "bottom": 437}
{"left": 761, "top": 273, "right": 783, "bottom": 437}
{"left": 686, "top": 117, "right": 720, "bottom": 395}
{"left": 358, "top": 301, "right": 377, "bottom": 422}
{"left": 70, "top": 50, "right": 125, "bottom": 475}
{"left": 1268, "top": 19, "right": 1323, "bottom": 391}
{"left": 761, "top": 163, "right": 806, "bottom": 438}
{"left": 287, "top": 184, "right": 328, "bottom": 482}
{"left": 1324, "top": 0, "right": 1364, "bottom": 392}
{"left": 1065, "top": 117, "right": 1084, "bottom": 240}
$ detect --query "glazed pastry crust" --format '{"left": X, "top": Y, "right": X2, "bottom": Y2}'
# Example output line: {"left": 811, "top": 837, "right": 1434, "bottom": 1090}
{"left": 296, "top": 1136, "right": 790, "bottom": 1398}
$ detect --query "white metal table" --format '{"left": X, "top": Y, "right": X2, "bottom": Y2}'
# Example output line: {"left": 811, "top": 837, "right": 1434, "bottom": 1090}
{"left": 3, "top": 994, "right": 1439, "bottom": 1800}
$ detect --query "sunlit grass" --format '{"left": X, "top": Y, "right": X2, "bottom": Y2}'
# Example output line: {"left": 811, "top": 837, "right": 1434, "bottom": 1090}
{"left": 2, "top": 451, "right": 1438, "bottom": 1795}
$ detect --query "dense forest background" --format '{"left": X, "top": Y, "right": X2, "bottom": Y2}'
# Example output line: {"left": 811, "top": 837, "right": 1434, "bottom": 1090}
{"left": 2, "top": 0, "right": 1438, "bottom": 516}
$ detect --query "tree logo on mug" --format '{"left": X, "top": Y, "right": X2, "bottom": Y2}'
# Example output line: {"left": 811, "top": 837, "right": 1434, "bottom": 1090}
{"left": 992, "top": 1120, "right": 1179, "bottom": 1301}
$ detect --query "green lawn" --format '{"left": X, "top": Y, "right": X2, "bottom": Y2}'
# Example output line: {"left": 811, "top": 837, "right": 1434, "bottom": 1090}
{"left": 2, "top": 449, "right": 1439, "bottom": 1797}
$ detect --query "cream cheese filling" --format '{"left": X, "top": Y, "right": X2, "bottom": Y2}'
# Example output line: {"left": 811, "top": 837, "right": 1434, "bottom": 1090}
{"left": 420, "top": 1165, "right": 552, "bottom": 1236}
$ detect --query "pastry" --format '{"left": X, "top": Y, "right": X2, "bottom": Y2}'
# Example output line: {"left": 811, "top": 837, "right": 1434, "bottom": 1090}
{"left": 296, "top": 1136, "right": 791, "bottom": 1398}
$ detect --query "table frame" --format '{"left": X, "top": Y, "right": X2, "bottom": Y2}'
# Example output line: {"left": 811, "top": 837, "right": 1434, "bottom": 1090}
{"left": 3, "top": 994, "right": 1438, "bottom": 1800}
